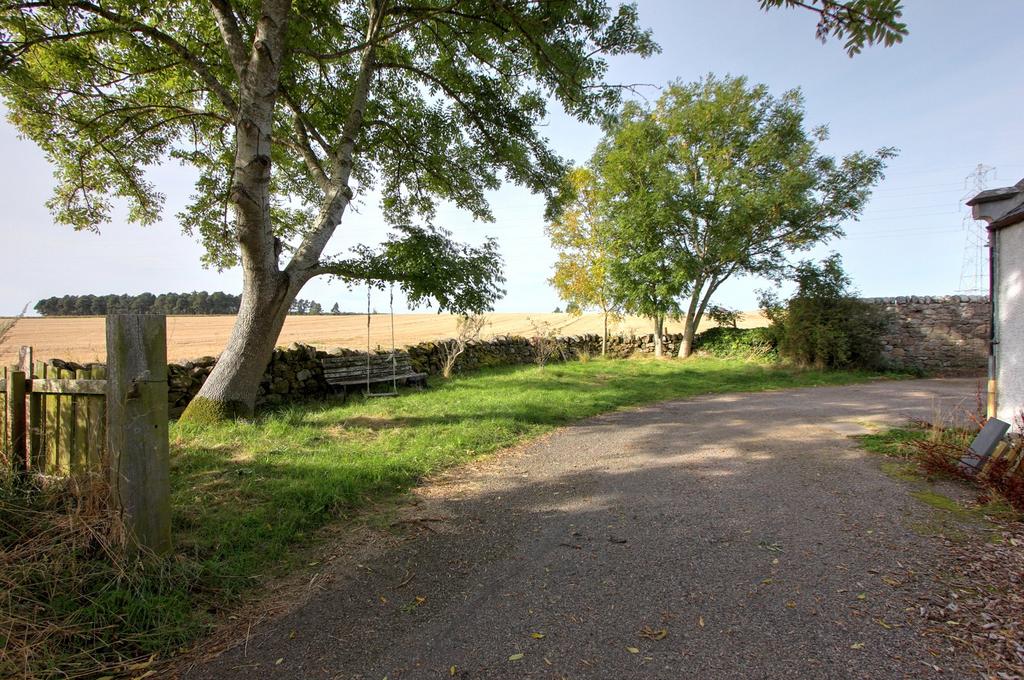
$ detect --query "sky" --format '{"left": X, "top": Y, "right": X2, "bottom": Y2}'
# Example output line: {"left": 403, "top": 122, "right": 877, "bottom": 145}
{"left": 1, "top": 0, "right": 1022, "bottom": 316}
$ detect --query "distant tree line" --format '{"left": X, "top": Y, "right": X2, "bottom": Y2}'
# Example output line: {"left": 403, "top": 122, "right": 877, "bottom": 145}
{"left": 35, "top": 292, "right": 354, "bottom": 316}
{"left": 35, "top": 292, "right": 243, "bottom": 316}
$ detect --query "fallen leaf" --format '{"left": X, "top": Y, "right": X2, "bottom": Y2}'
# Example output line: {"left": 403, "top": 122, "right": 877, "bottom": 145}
{"left": 450, "top": 665, "right": 457, "bottom": 676}
{"left": 288, "top": 630, "right": 296, "bottom": 640}
{"left": 640, "top": 625, "right": 668, "bottom": 640}
{"left": 856, "top": 593, "right": 867, "bottom": 601}
{"left": 850, "top": 643, "right": 865, "bottom": 650}
{"left": 508, "top": 653, "right": 524, "bottom": 661}
{"left": 275, "top": 658, "right": 284, "bottom": 665}
{"left": 698, "top": 617, "right": 705, "bottom": 628}
{"left": 786, "top": 601, "right": 797, "bottom": 609}
{"left": 531, "top": 632, "right": 545, "bottom": 639}
{"left": 626, "top": 647, "right": 640, "bottom": 654}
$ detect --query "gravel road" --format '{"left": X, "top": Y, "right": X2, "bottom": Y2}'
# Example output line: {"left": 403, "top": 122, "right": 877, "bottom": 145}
{"left": 182, "top": 378, "right": 980, "bottom": 679}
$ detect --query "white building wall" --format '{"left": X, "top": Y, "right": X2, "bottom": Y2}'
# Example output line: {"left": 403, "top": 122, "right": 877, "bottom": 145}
{"left": 996, "top": 222, "right": 1024, "bottom": 425}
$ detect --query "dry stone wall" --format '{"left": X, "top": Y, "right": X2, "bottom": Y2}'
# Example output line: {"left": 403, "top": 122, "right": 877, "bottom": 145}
{"left": 30, "top": 296, "right": 988, "bottom": 416}
{"left": 162, "top": 332, "right": 687, "bottom": 414}
{"left": 863, "top": 295, "right": 989, "bottom": 374}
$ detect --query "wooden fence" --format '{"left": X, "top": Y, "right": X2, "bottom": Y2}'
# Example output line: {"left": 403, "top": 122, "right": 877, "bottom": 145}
{"left": 0, "top": 350, "right": 106, "bottom": 475}
{"left": 1, "top": 314, "right": 170, "bottom": 554}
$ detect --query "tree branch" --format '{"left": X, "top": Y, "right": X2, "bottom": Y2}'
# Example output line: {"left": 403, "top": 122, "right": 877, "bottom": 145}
{"left": 68, "top": 1, "right": 238, "bottom": 114}
{"left": 208, "top": 0, "right": 249, "bottom": 77}
{"left": 285, "top": 0, "right": 385, "bottom": 277}
{"left": 280, "top": 97, "right": 331, "bottom": 191}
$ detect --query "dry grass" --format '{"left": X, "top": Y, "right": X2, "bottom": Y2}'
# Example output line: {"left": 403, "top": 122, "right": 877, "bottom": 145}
{"left": 0, "top": 311, "right": 766, "bottom": 365}
{"left": 0, "top": 474, "right": 174, "bottom": 679}
{"left": 861, "top": 398, "right": 1024, "bottom": 677}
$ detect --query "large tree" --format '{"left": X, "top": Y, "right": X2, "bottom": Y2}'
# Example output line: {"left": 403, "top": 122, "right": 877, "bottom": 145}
{"left": 0, "top": 0, "right": 657, "bottom": 418}
{"left": 592, "top": 74, "right": 894, "bottom": 358}
{"left": 0, "top": 0, "right": 906, "bottom": 417}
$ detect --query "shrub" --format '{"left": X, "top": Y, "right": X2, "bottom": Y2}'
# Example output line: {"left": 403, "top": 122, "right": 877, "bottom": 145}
{"left": 705, "top": 304, "right": 741, "bottom": 329}
{"left": 761, "top": 254, "right": 886, "bottom": 370}
{"left": 439, "top": 314, "right": 488, "bottom": 378}
{"left": 527, "top": 318, "right": 565, "bottom": 367}
{"left": 692, "top": 326, "right": 776, "bottom": 359}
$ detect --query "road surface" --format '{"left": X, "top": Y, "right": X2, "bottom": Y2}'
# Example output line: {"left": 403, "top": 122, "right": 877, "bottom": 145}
{"left": 181, "top": 378, "right": 979, "bottom": 679}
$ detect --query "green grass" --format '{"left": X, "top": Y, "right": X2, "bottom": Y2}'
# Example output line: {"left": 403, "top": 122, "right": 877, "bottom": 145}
{"left": 3, "top": 356, "right": 890, "bottom": 677}
{"left": 170, "top": 358, "right": 884, "bottom": 587}
{"left": 858, "top": 426, "right": 931, "bottom": 458}
{"left": 857, "top": 427, "right": 1020, "bottom": 540}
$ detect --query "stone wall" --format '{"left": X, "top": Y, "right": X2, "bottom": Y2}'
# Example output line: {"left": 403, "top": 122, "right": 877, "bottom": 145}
{"left": 404, "top": 332, "right": 687, "bottom": 375}
{"left": 164, "top": 332, "right": 689, "bottom": 415}
{"left": 41, "top": 295, "right": 991, "bottom": 416}
{"left": 862, "top": 295, "right": 990, "bottom": 374}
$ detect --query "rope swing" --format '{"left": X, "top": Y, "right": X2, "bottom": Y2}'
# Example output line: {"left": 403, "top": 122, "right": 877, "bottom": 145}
{"left": 365, "top": 280, "right": 398, "bottom": 397}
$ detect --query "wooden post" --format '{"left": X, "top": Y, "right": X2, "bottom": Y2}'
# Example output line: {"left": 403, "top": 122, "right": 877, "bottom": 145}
{"left": 17, "top": 346, "right": 31, "bottom": 374}
{"left": 6, "top": 370, "right": 26, "bottom": 474}
{"left": 106, "top": 314, "right": 171, "bottom": 556}
{"left": 57, "top": 366, "right": 73, "bottom": 474}
{"left": 87, "top": 363, "right": 106, "bottom": 469}
{"left": 24, "top": 348, "right": 40, "bottom": 471}
{"left": 73, "top": 368, "right": 89, "bottom": 472}
{"left": 43, "top": 363, "right": 57, "bottom": 472}
{"left": 27, "top": 354, "right": 41, "bottom": 470}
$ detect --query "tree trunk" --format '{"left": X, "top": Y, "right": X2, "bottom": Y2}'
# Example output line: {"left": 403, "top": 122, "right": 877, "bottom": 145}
{"left": 680, "top": 316, "right": 698, "bottom": 358}
{"left": 602, "top": 309, "right": 608, "bottom": 356}
{"left": 653, "top": 315, "right": 665, "bottom": 358}
{"left": 678, "top": 284, "right": 703, "bottom": 359}
{"left": 181, "top": 270, "right": 298, "bottom": 421}
{"left": 679, "top": 276, "right": 724, "bottom": 359}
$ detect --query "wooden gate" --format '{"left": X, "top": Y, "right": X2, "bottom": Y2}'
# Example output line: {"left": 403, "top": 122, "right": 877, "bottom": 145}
{"left": 1, "top": 314, "right": 171, "bottom": 554}
{"left": 0, "top": 350, "right": 106, "bottom": 475}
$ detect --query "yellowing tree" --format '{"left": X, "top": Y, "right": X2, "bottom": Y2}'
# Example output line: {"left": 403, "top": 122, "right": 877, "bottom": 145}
{"left": 546, "top": 167, "right": 620, "bottom": 356}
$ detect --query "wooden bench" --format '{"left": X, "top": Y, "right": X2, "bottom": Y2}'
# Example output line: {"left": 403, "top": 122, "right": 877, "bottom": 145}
{"left": 321, "top": 352, "right": 427, "bottom": 391}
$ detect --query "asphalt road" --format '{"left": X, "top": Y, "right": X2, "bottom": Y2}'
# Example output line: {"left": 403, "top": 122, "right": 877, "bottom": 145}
{"left": 181, "top": 378, "right": 979, "bottom": 679}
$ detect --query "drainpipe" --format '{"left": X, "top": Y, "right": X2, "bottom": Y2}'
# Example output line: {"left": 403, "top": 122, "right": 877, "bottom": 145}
{"left": 987, "top": 226, "right": 997, "bottom": 419}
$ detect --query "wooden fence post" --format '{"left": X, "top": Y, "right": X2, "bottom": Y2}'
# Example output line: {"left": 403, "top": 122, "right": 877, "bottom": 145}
{"left": 106, "top": 314, "right": 170, "bottom": 555}
{"left": 17, "top": 346, "right": 31, "bottom": 374}
{"left": 21, "top": 348, "right": 42, "bottom": 469}
{"left": 6, "top": 370, "right": 26, "bottom": 474}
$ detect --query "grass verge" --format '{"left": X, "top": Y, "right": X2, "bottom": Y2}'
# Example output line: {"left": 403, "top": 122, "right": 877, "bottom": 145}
{"left": 858, "top": 425, "right": 1021, "bottom": 531}
{"left": 4, "top": 357, "right": 887, "bottom": 677}
{"left": 859, "top": 429, "right": 1024, "bottom": 677}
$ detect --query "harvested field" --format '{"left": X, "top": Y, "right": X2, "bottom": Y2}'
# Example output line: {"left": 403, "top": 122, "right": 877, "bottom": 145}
{"left": 0, "top": 312, "right": 765, "bottom": 364}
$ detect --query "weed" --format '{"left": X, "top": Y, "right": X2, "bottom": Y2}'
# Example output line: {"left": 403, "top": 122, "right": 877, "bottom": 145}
{"left": 439, "top": 314, "right": 489, "bottom": 379}
{"left": 526, "top": 317, "right": 564, "bottom": 367}
{"left": 0, "top": 305, "right": 26, "bottom": 350}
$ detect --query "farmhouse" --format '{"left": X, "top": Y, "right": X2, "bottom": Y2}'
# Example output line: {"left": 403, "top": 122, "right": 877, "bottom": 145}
{"left": 968, "top": 179, "right": 1024, "bottom": 424}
